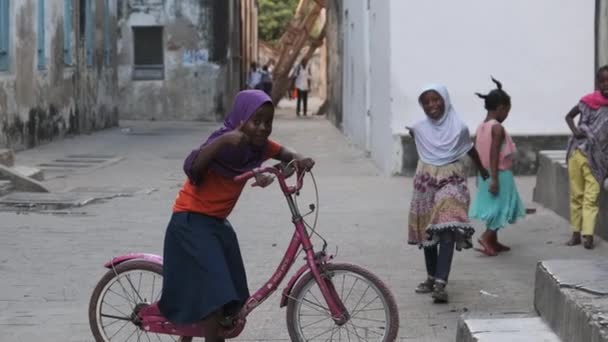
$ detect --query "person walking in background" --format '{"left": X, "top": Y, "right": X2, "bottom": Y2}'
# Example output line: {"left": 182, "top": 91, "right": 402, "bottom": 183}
{"left": 266, "top": 59, "right": 275, "bottom": 73}
{"left": 469, "top": 78, "right": 526, "bottom": 256}
{"left": 407, "top": 84, "right": 489, "bottom": 304}
{"left": 564, "top": 66, "right": 608, "bottom": 250}
{"left": 293, "top": 59, "right": 312, "bottom": 116}
{"left": 246, "top": 62, "right": 262, "bottom": 90}
{"left": 260, "top": 64, "right": 273, "bottom": 96}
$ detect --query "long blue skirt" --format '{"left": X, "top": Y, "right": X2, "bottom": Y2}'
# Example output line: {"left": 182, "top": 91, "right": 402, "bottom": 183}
{"left": 158, "top": 212, "right": 250, "bottom": 324}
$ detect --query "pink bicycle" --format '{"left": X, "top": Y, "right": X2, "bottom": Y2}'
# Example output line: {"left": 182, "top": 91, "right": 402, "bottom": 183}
{"left": 88, "top": 164, "right": 399, "bottom": 341}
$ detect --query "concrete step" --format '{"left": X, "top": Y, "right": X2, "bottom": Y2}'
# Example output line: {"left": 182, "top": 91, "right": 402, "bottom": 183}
{"left": 535, "top": 260, "right": 608, "bottom": 342}
{"left": 11, "top": 165, "right": 44, "bottom": 181}
{"left": 0, "top": 164, "right": 48, "bottom": 193}
{"left": 539, "top": 150, "right": 568, "bottom": 159}
{"left": 0, "top": 180, "right": 13, "bottom": 196}
{"left": 0, "top": 149, "right": 14, "bottom": 167}
{"left": 456, "top": 317, "right": 561, "bottom": 342}
{"left": 533, "top": 150, "right": 570, "bottom": 218}
{"left": 534, "top": 150, "right": 608, "bottom": 241}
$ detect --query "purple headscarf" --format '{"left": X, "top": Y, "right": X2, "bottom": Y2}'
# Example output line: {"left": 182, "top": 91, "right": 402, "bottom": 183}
{"left": 184, "top": 90, "right": 273, "bottom": 183}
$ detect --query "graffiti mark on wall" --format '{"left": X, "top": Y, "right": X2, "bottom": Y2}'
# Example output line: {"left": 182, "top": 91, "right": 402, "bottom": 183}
{"left": 182, "top": 49, "right": 209, "bottom": 66}
{"left": 128, "top": 0, "right": 164, "bottom": 13}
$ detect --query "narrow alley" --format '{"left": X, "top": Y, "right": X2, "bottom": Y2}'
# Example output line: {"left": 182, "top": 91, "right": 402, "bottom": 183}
{"left": 1, "top": 104, "right": 604, "bottom": 341}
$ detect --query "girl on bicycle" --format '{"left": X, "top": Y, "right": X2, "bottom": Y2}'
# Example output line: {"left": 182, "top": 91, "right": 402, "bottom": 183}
{"left": 158, "top": 90, "right": 314, "bottom": 342}
{"left": 407, "top": 84, "right": 488, "bottom": 303}
{"left": 469, "top": 78, "right": 526, "bottom": 256}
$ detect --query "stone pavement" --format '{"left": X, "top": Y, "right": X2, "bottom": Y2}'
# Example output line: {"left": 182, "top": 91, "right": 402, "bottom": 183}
{"left": 0, "top": 104, "right": 606, "bottom": 341}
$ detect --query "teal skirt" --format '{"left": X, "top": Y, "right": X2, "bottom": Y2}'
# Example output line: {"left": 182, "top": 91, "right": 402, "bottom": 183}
{"left": 469, "top": 170, "right": 525, "bottom": 230}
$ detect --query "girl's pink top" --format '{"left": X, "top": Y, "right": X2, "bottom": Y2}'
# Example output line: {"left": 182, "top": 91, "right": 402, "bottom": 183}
{"left": 475, "top": 119, "right": 516, "bottom": 171}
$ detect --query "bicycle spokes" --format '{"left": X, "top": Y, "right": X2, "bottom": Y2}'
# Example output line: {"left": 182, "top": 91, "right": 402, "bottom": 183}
{"left": 96, "top": 269, "right": 175, "bottom": 341}
{"left": 290, "top": 269, "right": 392, "bottom": 341}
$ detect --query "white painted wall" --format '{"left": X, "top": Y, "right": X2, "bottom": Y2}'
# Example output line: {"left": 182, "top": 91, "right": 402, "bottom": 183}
{"left": 341, "top": 1, "right": 369, "bottom": 151}
{"left": 598, "top": 0, "right": 608, "bottom": 67}
{"left": 391, "top": 0, "right": 595, "bottom": 136}
{"left": 367, "top": 0, "right": 396, "bottom": 173}
{"left": 340, "top": 0, "right": 595, "bottom": 174}
{"left": 340, "top": 0, "right": 396, "bottom": 172}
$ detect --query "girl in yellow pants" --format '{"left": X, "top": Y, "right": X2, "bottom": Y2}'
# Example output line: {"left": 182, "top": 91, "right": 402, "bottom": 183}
{"left": 565, "top": 66, "right": 608, "bottom": 249}
{"left": 567, "top": 149, "right": 600, "bottom": 248}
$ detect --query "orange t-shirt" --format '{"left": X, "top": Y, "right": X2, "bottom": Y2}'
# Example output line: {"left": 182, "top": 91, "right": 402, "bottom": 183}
{"left": 173, "top": 140, "right": 282, "bottom": 218}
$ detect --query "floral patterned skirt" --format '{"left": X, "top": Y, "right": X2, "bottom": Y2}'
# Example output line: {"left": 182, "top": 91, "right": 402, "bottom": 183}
{"left": 408, "top": 160, "right": 475, "bottom": 250}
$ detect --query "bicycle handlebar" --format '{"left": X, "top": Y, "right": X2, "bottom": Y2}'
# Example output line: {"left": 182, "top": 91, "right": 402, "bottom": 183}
{"left": 233, "top": 164, "right": 306, "bottom": 195}
{"left": 233, "top": 170, "right": 259, "bottom": 183}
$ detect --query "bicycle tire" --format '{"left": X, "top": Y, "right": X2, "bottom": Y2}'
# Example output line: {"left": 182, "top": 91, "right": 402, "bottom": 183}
{"left": 286, "top": 263, "right": 399, "bottom": 341}
{"left": 88, "top": 260, "right": 188, "bottom": 342}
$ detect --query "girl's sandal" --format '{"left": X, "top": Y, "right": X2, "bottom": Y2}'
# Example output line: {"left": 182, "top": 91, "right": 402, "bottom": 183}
{"left": 583, "top": 235, "right": 594, "bottom": 250}
{"left": 495, "top": 242, "right": 511, "bottom": 252}
{"left": 432, "top": 283, "right": 449, "bottom": 303}
{"left": 415, "top": 278, "right": 435, "bottom": 294}
{"left": 476, "top": 239, "right": 498, "bottom": 256}
{"left": 566, "top": 232, "right": 582, "bottom": 246}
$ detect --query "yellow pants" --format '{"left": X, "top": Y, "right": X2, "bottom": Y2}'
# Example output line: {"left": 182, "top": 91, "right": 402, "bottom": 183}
{"left": 569, "top": 149, "right": 600, "bottom": 235}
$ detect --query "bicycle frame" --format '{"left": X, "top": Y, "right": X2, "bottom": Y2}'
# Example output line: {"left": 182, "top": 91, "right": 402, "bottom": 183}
{"left": 239, "top": 202, "right": 346, "bottom": 320}
{"left": 111, "top": 166, "right": 349, "bottom": 338}
{"left": 231, "top": 166, "right": 349, "bottom": 328}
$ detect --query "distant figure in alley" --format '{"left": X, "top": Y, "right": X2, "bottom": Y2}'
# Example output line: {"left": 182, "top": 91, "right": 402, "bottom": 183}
{"left": 292, "top": 59, "right": 312, "bottom": 116}
{"left": 247, "top": 62, "right": 262, "bottom": 90}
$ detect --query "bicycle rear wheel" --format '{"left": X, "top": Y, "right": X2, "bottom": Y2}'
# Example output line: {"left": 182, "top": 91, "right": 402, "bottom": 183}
{"left": 286, "top": 263, "right": 399, "bottom": 341}
{"left": 88, "top": 260, "right": 187, "bottom": 342}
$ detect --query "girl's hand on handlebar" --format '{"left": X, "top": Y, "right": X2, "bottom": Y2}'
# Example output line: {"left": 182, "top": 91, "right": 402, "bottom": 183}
{"left": 295, "top": 158, "right": 315, "bottom": 171}
{"left": 252, "top": 173, "right": 274, "bottom": 188}
{"left": 274, "top": 162, "right": 296, "bottom": 178}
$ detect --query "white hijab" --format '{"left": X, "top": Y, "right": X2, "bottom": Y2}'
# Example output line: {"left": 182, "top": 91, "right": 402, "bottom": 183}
{"left": 411, "top": 84, "right": 473, "bottom": 166}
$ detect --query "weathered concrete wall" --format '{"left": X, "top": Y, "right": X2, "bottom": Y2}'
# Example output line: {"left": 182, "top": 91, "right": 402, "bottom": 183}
{"left": 341, "top": 0, "right": 372, "bottom": 152}
{"left": 325, "top": 0, "right": 343, "bottom": 128}
{"left": 533, "top": 151, "right": 608, "bottom": 241}
{"left": 535, "top": 260, "right": 608, "bottom": 342}
{"left": 600, "top": 188, "right": 608, "bottom": 241}
{"left": 597, "top": 0, "right": 608, "bottom": 69}
{"left": 401, "top": 135, "right": 571, "bottom": 176}
{"left": 240, "top": 0, "right": 258, "bottom": 87}
{"left": 0, "top": 0, "right": 119, "bottom": 150}
{"left": 117, "top": 0, "right": 238, "bottom": 121}
{"left": 80, "top": 0, "right": 120, "bottom": 133}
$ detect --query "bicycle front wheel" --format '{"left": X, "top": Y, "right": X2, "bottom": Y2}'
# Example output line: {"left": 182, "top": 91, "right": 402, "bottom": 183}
{"left": 286, "top": 263, "right": 399, "bottom": 341}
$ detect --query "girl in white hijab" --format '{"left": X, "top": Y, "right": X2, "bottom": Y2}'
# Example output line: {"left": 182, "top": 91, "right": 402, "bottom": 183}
{"left": 407, "top": 84, "right": 488, "bottom": 303}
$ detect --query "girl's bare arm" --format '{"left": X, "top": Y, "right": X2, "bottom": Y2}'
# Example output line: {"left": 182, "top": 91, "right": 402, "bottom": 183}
{"left": 490, "top": 124, "right": 505, "bottom": 183}
{"left": 565, "top": 105, "right": 583, "bottom": 138}
{"left": 468, "top": 147, "right": 489, "bottom": 180}
{"left": 187, "top": 128, "right": 247, "bottom": 183}
{"left": 275, "top": 146, "right": 315, "bottom": 170}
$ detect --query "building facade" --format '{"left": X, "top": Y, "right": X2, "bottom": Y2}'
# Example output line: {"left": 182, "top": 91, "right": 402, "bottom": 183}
{"left": 328, "top": 0, "right": 596, "bottom": 175}
{"left": 116, "top": 0, "right": 253, "bottom": 121}
{"left": 0, "top": 0, "right": 119, "bottom": 150}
